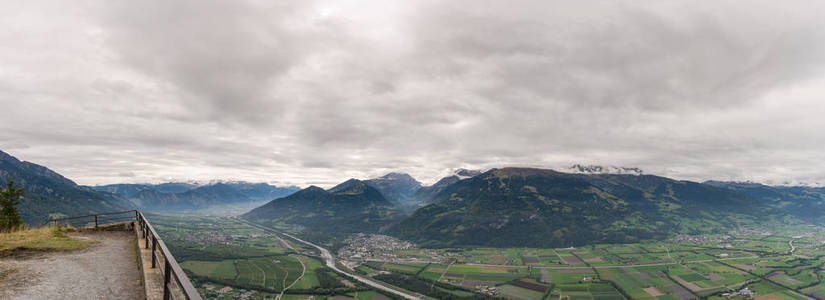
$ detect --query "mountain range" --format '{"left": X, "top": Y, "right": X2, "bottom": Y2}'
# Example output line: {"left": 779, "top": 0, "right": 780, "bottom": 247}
{"left": 242, "top": 170, "right": 493, "bottom": 243}
{"left": 0, "top": 150, "right": 132, "bottom": 224}
{"left": 93, "top": 181, "right": 300, "bottom": 211}
{"left": 243, "top": 179, "right": 402, "bottom": 243}
{"left": 4, "top": 148, "right": 823, "bottom": 249}
{"left": 391, "top": 168, "right": 777, "bottom": 247}
{"left": 0, "top": 150, "right": 300, "bottom": 222}
{"left": 359, "top": 169, "right": 483, "bottom": 210}
{"left": 93, "top": 182, "right": 197, "bottom": 197}
{"left": 704, "top": 180, "right": 825, "bottom": 221}
{"left": 243, "top": 167, "right": 825, "bottom": 248}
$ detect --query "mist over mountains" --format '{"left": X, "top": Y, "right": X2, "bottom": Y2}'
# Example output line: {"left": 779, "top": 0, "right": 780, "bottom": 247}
{"left": 93, "top": 181, "right": 300, "bottom": 210}
{"left": 0, "top": 150, "right": 300, "bottom": 221}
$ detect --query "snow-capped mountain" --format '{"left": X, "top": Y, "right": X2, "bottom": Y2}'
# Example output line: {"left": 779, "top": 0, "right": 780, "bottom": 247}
{"left": 762, "top": 180, "right": 824, "bottom": 188}
{"left": 564, "top": 164, "right": 643, "bottom": 176}
{"left": 453, "top": 168, "right": 482, "bottom": 179}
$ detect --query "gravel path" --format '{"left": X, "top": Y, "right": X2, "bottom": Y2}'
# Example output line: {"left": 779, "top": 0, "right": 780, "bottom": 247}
{"left": 0, "top": 230, "right": 143, "bottom": 300}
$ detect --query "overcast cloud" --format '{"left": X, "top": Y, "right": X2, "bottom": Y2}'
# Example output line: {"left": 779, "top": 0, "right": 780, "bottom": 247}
{"left": 2, "top": 0, "right": 825, "bottom": 187}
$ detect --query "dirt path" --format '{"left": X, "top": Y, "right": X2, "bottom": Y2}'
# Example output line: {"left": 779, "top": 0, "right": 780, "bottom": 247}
{"left": 789, "top": 239, "right": 796, "bottom": 255}
{"left": 277, "top": 256, "right": 307, "bottom": 300}
{"left": 252, "top": 262, "right": 267, "bottom": 287}
{"left": 0, "top": 230, "right": 143, "bottom": 299}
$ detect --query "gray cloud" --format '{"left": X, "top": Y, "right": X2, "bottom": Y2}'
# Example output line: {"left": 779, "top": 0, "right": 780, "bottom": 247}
{"left": 1, "top": 0, "right": 825, "bottom": 187}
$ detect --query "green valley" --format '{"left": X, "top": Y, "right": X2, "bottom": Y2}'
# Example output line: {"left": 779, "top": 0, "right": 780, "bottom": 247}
{"left": 147, "top": 214, "right": 398, "bottom": 299}
{"left": 148, "top": 210, "right": 825, "bottom": 300}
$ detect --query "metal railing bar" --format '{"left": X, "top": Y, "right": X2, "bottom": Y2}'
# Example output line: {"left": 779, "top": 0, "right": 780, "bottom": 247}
{"left": 52, "top": 216, "right": 138, "bottom": 229}
{"left": 49, "top": 210, "right": 138, "bottom": 222}
{"left": 96, "top": 216, "right": 138, "bottom": 222}
{"left": 137, "top": 212, "right": 202, "bottom": 300}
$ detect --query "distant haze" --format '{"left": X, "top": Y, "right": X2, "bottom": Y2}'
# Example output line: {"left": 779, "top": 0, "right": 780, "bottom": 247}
{"left": 1, "top": 1, "right": 824, "bottom": 187}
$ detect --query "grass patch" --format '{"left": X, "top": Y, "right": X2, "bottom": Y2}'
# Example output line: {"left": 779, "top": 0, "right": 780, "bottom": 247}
{"left": 0, "top": 227, "right": 97, "bottom": 257}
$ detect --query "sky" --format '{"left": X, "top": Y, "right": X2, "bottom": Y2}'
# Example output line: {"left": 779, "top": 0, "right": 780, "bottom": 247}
{"left": 1, "top": 0, "right": 825, "bottom": 187}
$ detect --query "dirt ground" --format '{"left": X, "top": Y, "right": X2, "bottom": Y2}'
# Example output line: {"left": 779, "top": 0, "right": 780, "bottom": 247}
{"left": 0, "top": 230, "right": 143, "bottom": 299}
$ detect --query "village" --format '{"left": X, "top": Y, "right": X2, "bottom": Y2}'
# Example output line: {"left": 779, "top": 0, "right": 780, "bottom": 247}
{"left": 201, "top": 284, "right": 259, "bottom": 299}
{"left": 337, "top": 233, "right": 418, "bottom": 261}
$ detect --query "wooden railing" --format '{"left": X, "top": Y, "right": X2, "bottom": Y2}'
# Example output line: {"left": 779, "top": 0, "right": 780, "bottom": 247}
{"left": 48, "top": 210, "right": 203, "bottom": 300}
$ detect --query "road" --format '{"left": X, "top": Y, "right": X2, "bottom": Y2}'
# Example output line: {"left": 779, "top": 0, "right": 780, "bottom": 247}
{"left": 278, "top": 231, "right": 423, "bottom": 300}
{"left": 235, "top": 218, "right": 422, "bottom": 300}
{"left": 446, "top": 255, "right": 761, "bottom": 270}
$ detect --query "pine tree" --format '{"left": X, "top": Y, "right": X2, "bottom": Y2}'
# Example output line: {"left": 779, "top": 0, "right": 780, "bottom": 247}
{"left": 0, "top": 180, "right": 25, "bottom": 231}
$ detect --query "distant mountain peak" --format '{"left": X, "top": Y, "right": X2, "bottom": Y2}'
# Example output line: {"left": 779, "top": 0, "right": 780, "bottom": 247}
{"left": 376, "top": 172, "right": 418, "bottom": 181}
{"left": 328, "top": 178, "right": 366, "bottom": 193}
{"left": 364, "top": 173, "right": 423, "bottom": 204}
{"left": 295, "top": 185, "right": 330, "bottom": 196}
{"left": 564, "top": 164, "right": 643, "bottom": 176}
{"left": 305, "top": 185, "right": 325, "bottom": 191}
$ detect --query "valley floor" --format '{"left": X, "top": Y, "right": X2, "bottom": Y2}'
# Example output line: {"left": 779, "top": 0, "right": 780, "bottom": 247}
{"left": 147, "top": 214, "right": 825, "bottom": 300}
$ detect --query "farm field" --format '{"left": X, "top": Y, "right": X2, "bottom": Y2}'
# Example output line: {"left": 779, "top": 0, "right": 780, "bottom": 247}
{"left": 346, "top": 290, "right": 393, "bottom": 300}
{"left": 149, "top": 214, "right": 388, "bottom": 299}
{"left": 357, "top": 228, "right": 825, "bottom": 300}
{"left": 178, "top": 251, "right": 310, "bottom": 292}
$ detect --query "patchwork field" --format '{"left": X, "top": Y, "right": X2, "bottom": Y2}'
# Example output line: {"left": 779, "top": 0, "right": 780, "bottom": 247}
{"left": 155, "top": 214, "right": 825, "bottom": 300}
{"left": 211, "top": 256, "right": 304, "bottom": 291}
{"left": 498, "top": 283, "right": 547, "bottom": 300}
{"left": 364, "top": 230, "right": 825, "bottom": 300}
{"left": 151, "top": 215, "right": 390, "bottom": 299}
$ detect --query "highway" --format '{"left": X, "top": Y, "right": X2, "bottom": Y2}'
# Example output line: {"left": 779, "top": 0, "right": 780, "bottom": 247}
{"left": 235, "top": 218, "right": 422, "bottom": 300}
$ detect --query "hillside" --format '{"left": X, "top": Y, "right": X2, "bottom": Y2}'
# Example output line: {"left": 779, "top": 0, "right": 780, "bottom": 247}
{"left": 0, "top": 150, "right": 131, "bottom": 225}
{"left": 705, "top": 181, "right": 825, "bottom": 221}
{"left": 411, "top": 169, "right": 482, "bottom": 206}
{"left": 390, "top": 167, "right": 778, "bottom": 248}
{"left": 242, "top": 179, "right": 402, "bottom": 242}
